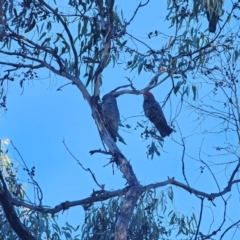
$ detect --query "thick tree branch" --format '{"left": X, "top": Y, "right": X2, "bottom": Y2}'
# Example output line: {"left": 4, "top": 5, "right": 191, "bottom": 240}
{"left": 11, "top": 187, "right": 130, "bottom": 215}
{"left": 143, "top": 177, "right": 240, "bottom": 200}
{"left": 9, "top": 175, "right": 240, "bottom": 217}
{"left": 0, "top": 172, "right": 35, "bottom": 240}
{"left": 0, "top": 61, "right": 43, "bottom": 69}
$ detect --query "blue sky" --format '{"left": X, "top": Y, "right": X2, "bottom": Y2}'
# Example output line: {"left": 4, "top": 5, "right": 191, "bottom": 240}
{"left": 1, "top": 0, "right": 240, "bottom": 238}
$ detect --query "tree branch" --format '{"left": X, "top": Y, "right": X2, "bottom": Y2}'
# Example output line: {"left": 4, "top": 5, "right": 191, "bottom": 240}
{"left": 62, "top": 139, "right": 104, "bottom": 189}
{"left": 39, "top": 0, "right": 79, "bottom": 77}
{"left": 0, "top": 171, "right": 35, "bottom": 240}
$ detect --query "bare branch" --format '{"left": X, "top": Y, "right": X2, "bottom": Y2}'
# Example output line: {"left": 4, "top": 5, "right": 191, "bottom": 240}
{"left": 177, "top": 123, "right": 190, "bottom": 187}
{"left": 0, "top": 61, "right": 42, "bottom": 69}
{"left": 11, "top": 187, "right": 129, "bottom": 216}
{"left": 89, "top": 149, "right": 111, "bottom": 155}
{"left": 62, "top": 139, "right": 104, "bottom": 189}
{"left": 125, "top": 0, "right": 150, "bottom": 27}
{"left": 142, "top": 177, "right": 240, "bottom": 200}
{"left": 10, "top": 140, "right": 43, "bottom": 205}
{"left": 195, "top": 197, "right": 204, "bottom": 240}
{"left": 220, "top": 219, "right": 240, "bottom": 240}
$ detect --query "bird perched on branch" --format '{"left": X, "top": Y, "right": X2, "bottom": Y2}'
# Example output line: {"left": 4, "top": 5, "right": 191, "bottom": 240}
{"left": 207, "top": 10, "right": 219, "bottom": 33}
{"left": 205, "top": 0, "right": 223, "bottom": 33}
{"left": 143, "top": 91, "right": 173, "bottom": 138}
{"left": 101, "top": 92, "right": 120, "bottom": 142}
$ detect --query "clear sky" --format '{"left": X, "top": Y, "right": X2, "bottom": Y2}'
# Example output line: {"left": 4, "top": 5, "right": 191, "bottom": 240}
{"left": 0, "top": 0, "right": 239, "bottom": 239}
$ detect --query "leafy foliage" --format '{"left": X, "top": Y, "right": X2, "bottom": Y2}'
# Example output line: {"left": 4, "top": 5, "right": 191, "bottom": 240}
{"left": 81, "top": 189, "right": 197, "bottom": 240}
{"left": 0, "top": 139, "right": 82, "bottom": 239}
{"left": 0, "top": 0, "right": 240, "bottom": 239}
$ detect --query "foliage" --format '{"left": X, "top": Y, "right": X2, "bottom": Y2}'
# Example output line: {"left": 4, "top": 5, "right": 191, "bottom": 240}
{"left": 0, "top": 0, "right": 240, "bottom": 239}
{"left": 81, "top": 189, "right": 197, "bottom": 240}
{"left": 0, "top": 139, "right": 197, "bottom": 240}
{"left": 0, "top": 139, "right": 82, "bottom": 240}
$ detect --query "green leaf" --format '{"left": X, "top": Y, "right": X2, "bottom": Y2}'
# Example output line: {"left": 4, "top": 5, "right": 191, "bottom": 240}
{"left": 77, "top": 21, "right": 81, "bottom": 37}
{"left": 130, "top": 54, "right": 139, "bottom": 71}
{"left": 234, "top": 50, "right": 239, "bottom": 62}
{"left": 13, "top": 8, "right": 18, "bottom": 17}
{"left": 153, "top": 144, "right": 160, "bottom": 156}
{"left": 82, "top": 19, "right": 88, "bottom": 36}
{"left": 61, "top": 47, "right": 66, "bottom": 55}
{"left": 39, "top": 22, "right": 45, "bottom": 34}
{"left": 174, "top": 81, "right": 183, "bottom": 94}
{"left": 120, "top": 40, "right": 127, "bottom": 48}
{"left": 47, "top": 21, "right": 52, "bottom": 31}
{"left": 117, "top": 133, "right": 127, "bottom": 145}
{"left": 182, "top": 86, "right": 189, "bottom": 97}
{"left": 56, "top": 33, "right": 65, "bottom": 40}
{"left": 85, "top": 66, "right": 93, "bottom": 87}
{"left": 167, "top": 0, "right": 172, "bottom": 8}
{"left": 192, "top": 85, "right": 197, "bottom": 100}
{"left": 25, "top": 19, "right": 36, "bottom": 33}
{"left": 41, "top": 37, "right": 50, "bottom": 47}
{"left": 169, "top": 212, "right": 176, "bottom": 225}
{"left": 137, "top": 122, "right": 144, "bottom": 128}
{"left": 54, "top": 46, "right": 58, "bottom": 54}
{"left": 62, "top": 41, "right": 70, "bottom": 52}
{"left": 147, "top": 141, "right": 155, "bottom": 159}
{"left": 53, "top": 36, "right": 59, "bottom": 44}
{"left": 138, "top": 57, "right": 145, "bottom": 75}
{"left": 167, "top": 187, "right": 174, "bottom": 202}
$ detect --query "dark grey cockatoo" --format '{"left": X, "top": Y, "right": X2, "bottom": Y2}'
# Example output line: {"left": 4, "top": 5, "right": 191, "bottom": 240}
{"left": 206, "top": 1, "right": 223, "bottom": 33}
{"left": 143, "top": 91, "right": 173, "bottom": 138}
{"left": 101, "top": 92, "right": 120, "bottom": 142}
{"left": 207, "top": 11, "right": 219, "bottom": 33}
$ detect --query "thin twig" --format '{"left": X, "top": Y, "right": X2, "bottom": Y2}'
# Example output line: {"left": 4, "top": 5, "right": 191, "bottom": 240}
{"left": 63, "top": 139, "right": 104, "bottom": 189}
{"left": 10, "top": 140, "right": 43, "bottom": 205}
{"left": 125, "top": 0, "right": 150, "bottom": 27}
{"left": 220, "top": 219, "right": 240, "bottom": 240}
{"left": 194, "top": 197, "right": 204, "bottom": 240}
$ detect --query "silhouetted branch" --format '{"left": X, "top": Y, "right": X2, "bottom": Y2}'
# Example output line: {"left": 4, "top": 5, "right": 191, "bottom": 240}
{"left": 57, "top": 82, "right": 75, "bottom": 91}
{"left": 111, "top": 84, "right": 132, "bottom": 93}
{"left": 10, "top": 140, "right": 43, "bottom": 205}
{"left": 89, "top": 149, "right": 111, "bottom": 155}
{"left": 9, "top": 175, "right": 240, "bottom": 217}
{"left": 0, "top": 171, "right": 35, "bottom": 240}
{"left": 0, "top": 61, "right": 43, "bottom": 69}
{"left": 201, "top": 196, "right": 229, "bottom": 239}
{"left": 63, "top": 139, "right": 104, "bottom": 189}
{"left": 177, "top": 124, "right": 190, "bottom": 187}
{"left": 125, "top": 0, "right": 150, "bottom": 27}
{"left": 194, "top": 197, "right": 204, "bottom": 240}
{"left": 12, "top": 187, "right": 129, "bottom": 216}
{"left": 220, "top": 219, "right": 240, "bottom": 240}
{"left": 142, "top": 177, "right": 240, "bottom": 200}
